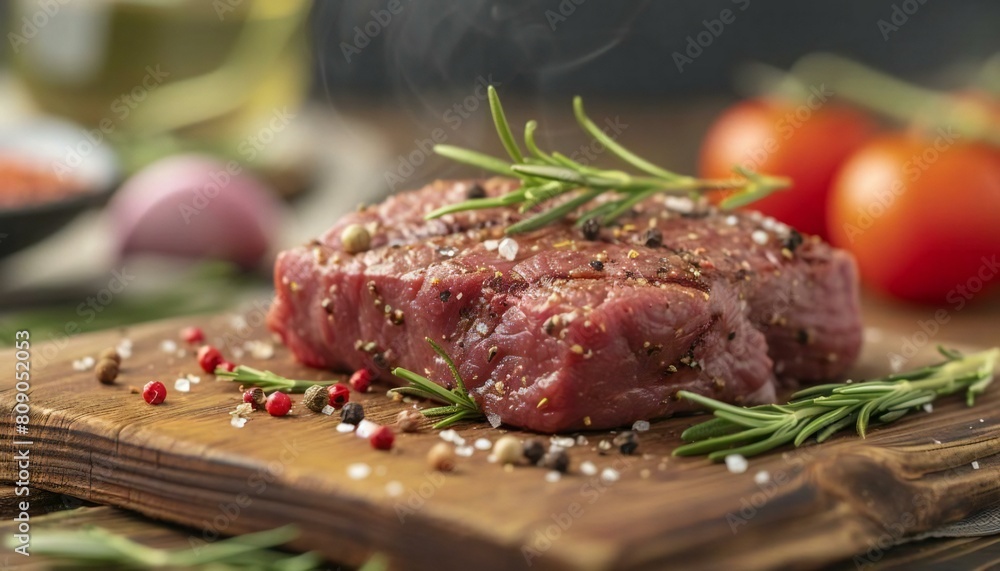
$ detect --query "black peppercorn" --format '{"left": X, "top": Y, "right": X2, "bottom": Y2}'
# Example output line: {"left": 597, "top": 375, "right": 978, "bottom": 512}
{"left": 589, "top": 260, "right": 604, "bottom": 271}
{"left": 612, "top": 431, "right": 639, "bottom": 455}
{"left": 439, "top": 290, "right": 451, "bottom": 302}
{"left": 581, "top": 218, "right": 601, "bottom": 241}
{"left": 340, "top": 402, "right": 365, "bottom": 425}
{"left": 539, "top": 450, "right": 570, "bottom": 473}
{"left": 466, "top": 183, "right": 487, "bottom": 199}
{"left": 783, "top": 229, "right": 804, "bottom": 252}
{"left": 522, "top": 438, "right": 545, "bottom": 465}
{"left": 643, "top": 228, "right": 663, "bottom": 248}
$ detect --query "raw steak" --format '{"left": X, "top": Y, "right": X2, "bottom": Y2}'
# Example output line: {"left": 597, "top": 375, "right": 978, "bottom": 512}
{"left": 267, "top": 178, "right": 862, "bottom": 432}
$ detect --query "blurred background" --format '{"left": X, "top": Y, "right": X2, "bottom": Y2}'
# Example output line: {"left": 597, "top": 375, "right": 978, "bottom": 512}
{"left": 0, "top": 0, "right": 998, "bottom": 345}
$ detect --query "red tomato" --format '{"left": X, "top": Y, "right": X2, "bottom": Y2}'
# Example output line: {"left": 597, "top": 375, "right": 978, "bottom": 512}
{"left": 828, "top": 133, "right": 1000, "bottom": 304}
{"left": 699, "top": 98, "right": 875, "bottom": 238}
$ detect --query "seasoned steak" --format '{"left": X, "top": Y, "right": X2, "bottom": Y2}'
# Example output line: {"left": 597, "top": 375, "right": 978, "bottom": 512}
{"left": 267, "top": 178, "right": 862, "bottom": 432}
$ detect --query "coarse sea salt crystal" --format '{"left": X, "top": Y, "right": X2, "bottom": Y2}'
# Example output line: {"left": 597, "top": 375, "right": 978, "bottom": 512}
{"left": 754, "top": 471, "right": 771, "bottom": 485}
{"left": 386, "top": 481, "right": 404, "bottom": 497}
{"left": 81, "top": 356, "right": 96, "bottom": 369}
{"left": 498, "top": 238, "right": 519, "bottom": 261}
{"left": 601, "top": 468, "right": 620, "bottom": 482}
{"left": 117, "top": 340, "right": 133, "bottom": 357}
{"left": 231, "top": 417, "right": 247, "bottom": 428}
{"left": 725, "top": 454, "right": 749, "bottom": 474}
{"left": 632, "top": 420, "right": 651, "bottom": 432}
{"left": 576, "top": 435, "right": 589, "bottom": 446}
{"left": 725, "top": 215, "right": 738, "bottom": 226}
{"left": 356, "top": 419, "right": 379, "bottom": 438}
{"left": 336, "top": 423, "right": 356, "bottom": 433}
{"left": 545, "top": 471, "right": 562, "bottom": 483}
{"left": 483, "top": 239, "right": 500, "bottom": 251}
{"left": 186, "top": 374, "right": 201, "bottom": 384}
{"left": 972, "top": 461, "right": 981, "bottom": 470}
{"left": 580, "top": 461, "right": 597, "bottom": 476}
{"left": 174, "top": 378, "right": 191, "bottom": 393}
{"left": 439, "top": 429, "right": 459, "bottom": 443}
{"left": 455, "top": 445, "right": 474, "bottom": 457}
{"left": 923, "top": 403, "right": 934, "bottom": 413}
{"left": 160, "top": 340, "right": 178, "bottom": 353}
{"left": 347, "top": 463, "right": 371, "bottom": 480}
{"left": 474, "top": 438, "right": 492, "bottom": 451}
{"left": 664, "top": 195, "right": 694, "bottom": 213}
{"left": 246, "top": 340, "right": 274, "bottom": 360}
{"left": 751, "top": 230, "right": 768, "bottom": 245}
{"left": 321, "top": 405, "right": 337, "bottom": 416}
{"left": 551, "top": 436, "right": 575, "bottom": 448}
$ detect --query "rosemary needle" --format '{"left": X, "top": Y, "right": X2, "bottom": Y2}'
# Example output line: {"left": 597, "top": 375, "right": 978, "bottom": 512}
{"left": 10, "top": 525, "right": 322, "bottom": 569}
{"left": 429, "top": 86, "right": 790, "bottom": 234}
{"left": 215, "top": 365, "right": 337, "bottom": 393}
{"left": 390, "top": 338, "right": 484, "bottom": 429}
{"left": 673, "top": 347, "right": 999, "bottom": 461}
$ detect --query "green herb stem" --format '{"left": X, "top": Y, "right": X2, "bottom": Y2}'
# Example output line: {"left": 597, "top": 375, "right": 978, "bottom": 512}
{"left": 673, "top": 347, "right": 999, "bottom": 461}
{"left": 215, "top": 365, "right": 337, "bottom": 393}
{"left": 390, "top": 338, "right": 484, "bottom": 429}
{"left": 429, "top": 86, "right": 790, "bottom": 234}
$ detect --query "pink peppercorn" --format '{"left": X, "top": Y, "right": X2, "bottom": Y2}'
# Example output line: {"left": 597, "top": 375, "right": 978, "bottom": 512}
{"left": 349, "top": 369, "right": 373, "bottom": 393}
{"left": 218, "top": 361, "right": 237, "bottom": 373}
{"left": 197, "top": 345, "right": 224, "bottom": 373}
{"left": 142, "top": 381, "right": 167, "bottom": 405}
{"left": 180, "top": 326, "right": 204, "bottom": 344}
{"left": 328, "top": 383, "right": 350, "bottom": 409}
{"left": 265, "top": 392, "right": 291, "bottom": 417}
{"left": 370, "top": 425, "right": 395, "bottom": 450}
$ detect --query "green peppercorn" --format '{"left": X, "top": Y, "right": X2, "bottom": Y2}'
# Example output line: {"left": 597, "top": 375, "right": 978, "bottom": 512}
{"left": 340, "top": 224, "right": 371, "bottom": 254}
{"left": 303, "top": 384, "right": 329, "bottom": 413}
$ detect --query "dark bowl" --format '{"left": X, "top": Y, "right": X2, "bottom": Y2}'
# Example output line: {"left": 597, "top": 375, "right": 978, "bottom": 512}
{"left": 0, "top": 119, "right": 119, "bottom": 259}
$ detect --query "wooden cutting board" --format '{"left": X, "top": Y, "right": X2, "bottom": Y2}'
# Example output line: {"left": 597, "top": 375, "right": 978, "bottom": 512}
{"left": 2, "top": 314, "right": 999, "bottom": 571}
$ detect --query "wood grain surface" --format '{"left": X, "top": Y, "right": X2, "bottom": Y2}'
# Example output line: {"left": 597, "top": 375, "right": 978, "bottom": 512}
{"left": 1, "top": 314, "right": 999, "bottom": 571}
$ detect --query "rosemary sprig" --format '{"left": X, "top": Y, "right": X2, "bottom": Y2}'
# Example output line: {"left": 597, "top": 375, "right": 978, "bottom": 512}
{"left": 6, "top": 524, "right": 322, "bottom": 569}
{"left": 673, "top": 347, "right": 999, "bottom": 461}
{"left": 390, "top": 337, "right": 484, "bottom": 429}
{"left": 429, "top": 86, "right": 790, "bottom": 234}
{"left": 215, "top": 365, "right": 337, "bottom": 393}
